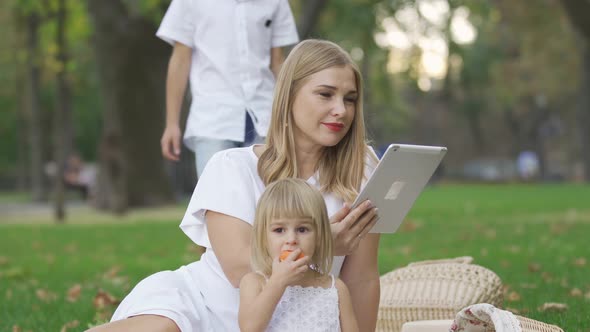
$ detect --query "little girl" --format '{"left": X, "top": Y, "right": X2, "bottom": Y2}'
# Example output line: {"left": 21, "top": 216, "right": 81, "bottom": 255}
{"left": 239, "top": 178, "right": 359, "bottom": 332}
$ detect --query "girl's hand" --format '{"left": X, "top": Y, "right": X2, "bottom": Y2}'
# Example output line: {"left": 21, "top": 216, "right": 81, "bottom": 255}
{"left": 330, "top": 200, "right": 379, "bottom": 256}
{"left": 269, "top": 249, "right": 311, "bottom": 288}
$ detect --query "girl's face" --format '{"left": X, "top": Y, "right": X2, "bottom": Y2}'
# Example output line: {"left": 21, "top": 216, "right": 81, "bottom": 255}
{"left": 291, "top": 65, "right": 357, "bottom": 149}
{"left": 267, "top": 217, "right": 316, "bottom": 261}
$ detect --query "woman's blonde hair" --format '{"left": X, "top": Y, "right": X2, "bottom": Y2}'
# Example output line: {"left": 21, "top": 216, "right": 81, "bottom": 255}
{"left": 258, "top": 39, "right": 369, "bottom": 202}
{"left": 251, "top": 178, "right": 333, "bottom": 276}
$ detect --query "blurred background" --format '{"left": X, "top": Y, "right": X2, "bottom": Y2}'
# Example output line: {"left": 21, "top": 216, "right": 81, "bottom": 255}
{"left": 0, "top": 0, "right": 588, "bottom": 218}
{"left": 1, "top": 1, "right": 590, "bottom": 330}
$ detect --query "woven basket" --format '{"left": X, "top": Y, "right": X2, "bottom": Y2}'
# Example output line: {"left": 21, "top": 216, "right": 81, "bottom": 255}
{"left": 399, "top": 316, "right": 563, "bottom": 332}
{"left": 516, "top": 315, "right": 564, "bottom": 332}
{"left": 377, "top": 257, "right": 503, "bottom": 332}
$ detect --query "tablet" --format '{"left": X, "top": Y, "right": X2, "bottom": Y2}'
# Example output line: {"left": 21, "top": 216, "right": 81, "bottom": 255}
{"left": 352, "top": 144, "right": 447, "bottom": 233}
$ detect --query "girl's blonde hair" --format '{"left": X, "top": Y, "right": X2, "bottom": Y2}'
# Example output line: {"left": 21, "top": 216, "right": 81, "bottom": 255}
{"left": 251, "top": 178, "right": 333, "bottom": 276}
{"left": 258, "top": 39, "right": 370, "bottom": 202}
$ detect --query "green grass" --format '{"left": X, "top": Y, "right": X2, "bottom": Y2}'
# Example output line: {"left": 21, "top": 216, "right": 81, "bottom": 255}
{"left": 1, "top": 184, "right": 589, "bottom": 331}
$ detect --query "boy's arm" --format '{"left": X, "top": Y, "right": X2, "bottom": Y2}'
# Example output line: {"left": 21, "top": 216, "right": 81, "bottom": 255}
{"left": 161, "top": 42, "right": 192, "bottom": 161}
{"left": 270, "top": 46, "right": 285, "bottom": 78}
{"left": 336, "top": 278, "right": 360, "bottom": 332}
{"left": 238, "top": 272, "right": 286, "bottom": 332}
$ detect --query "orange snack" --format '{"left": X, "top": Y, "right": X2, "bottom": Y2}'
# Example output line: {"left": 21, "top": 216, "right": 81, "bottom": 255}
{"left": 279, "top": 250, "right": 305, "bottom": 262}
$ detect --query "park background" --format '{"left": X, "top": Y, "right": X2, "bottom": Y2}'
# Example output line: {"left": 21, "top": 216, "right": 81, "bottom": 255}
{"left": 0, "top": 0, "right": 589, "bottom": 331}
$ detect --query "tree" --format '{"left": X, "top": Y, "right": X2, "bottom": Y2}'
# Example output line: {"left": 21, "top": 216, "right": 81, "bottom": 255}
{"left": 21, "top": 5, "right": 46, "bottom": 202}
{"left": 560, "top": 0, "right": 590, "bottom": 181}
{"left": 87, "top": 0, "right": 173, "bottom": 212}
{"left": 297, "top": 0, "right": 329, "bottom": 39}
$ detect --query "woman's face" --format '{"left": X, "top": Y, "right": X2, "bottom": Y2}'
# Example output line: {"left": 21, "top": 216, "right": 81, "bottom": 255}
{"left": 291, "top": 65, "right": 358, "bottom": 149}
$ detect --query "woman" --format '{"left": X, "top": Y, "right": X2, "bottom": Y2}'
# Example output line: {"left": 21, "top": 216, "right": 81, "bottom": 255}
{"left": 88, "top": 39, "right": 380, "bottom": 332}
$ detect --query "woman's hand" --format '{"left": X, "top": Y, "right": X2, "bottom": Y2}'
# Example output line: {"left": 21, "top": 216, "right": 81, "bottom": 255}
{"left": 330, "top": 200, "right": 379, "bottom": 256}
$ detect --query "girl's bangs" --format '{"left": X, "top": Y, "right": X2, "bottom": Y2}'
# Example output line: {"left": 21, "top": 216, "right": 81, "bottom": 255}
{"left": 266, "top": 186, "right": 315, "bottom": 221}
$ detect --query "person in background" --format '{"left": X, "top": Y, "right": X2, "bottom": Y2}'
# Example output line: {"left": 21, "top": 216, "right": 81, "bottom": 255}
{"left": 63, "top": 152, "right": 97, "bottom": 201}
{"left": 87, "top": 39, "right": 380, "bottom": 332}
{"left": 157, "top": 0, "right": 299, "bottom": 177}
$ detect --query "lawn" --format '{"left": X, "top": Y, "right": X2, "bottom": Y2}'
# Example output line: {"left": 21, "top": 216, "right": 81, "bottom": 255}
{"left": 1, "top": 184, "right": 589, "bottom": 331}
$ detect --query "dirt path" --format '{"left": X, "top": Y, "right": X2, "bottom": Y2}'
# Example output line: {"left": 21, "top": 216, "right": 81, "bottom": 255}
{"left": 0, "top": 200, "right": 186, "bottom": 225}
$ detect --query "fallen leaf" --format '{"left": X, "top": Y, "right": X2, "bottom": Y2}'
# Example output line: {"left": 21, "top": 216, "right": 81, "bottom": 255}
{"left": 66, "top": 284, "right": 82, "bottom": 303}
{"left": 538, "top": 302, "right": 568, "bottom": 312}
{"left": 560, "top": 278, "right": 569, "bottom": 288}
{"left": 64, "top": 243, "right": 78, "bottom": 253}
{"left": 507, "top": 245, "right": 521, "bottom": 253}
{"left": 528, "top": 263, "right": 541, "bottom": 272}
{"left": 573, "top": 257, "right": 587, "bottom": 267}
{"left": 104, "top": 266, "right": 121, "bottom": 279}
{"left": 12, "top": 325, "right": 21, "bottom": 332}
{"left": 541, "top": 271, "right": 553, "bottom": 283}
{"left": 60, "top": 320, "right": 79, "bottom": 332}
{"left": 36, "top": 288, "right": 58, "bottom": 303}
{"left": 108, "top": 276, "right": 129, "bottom": 287}
{"left": 401, "top": 219, "right": 419, "bottom": 232}
{"left": 44, "top": 254, "right": 56, "bottom": 265}
{"left": 585, "top": 291, "right": 590, "bottom": 299}
{"left": 507, "top": 291, "right": 521, "bottom": 302}
{"left": 484, "top": 229, "right": 497, "bottom": 239}
{"left": 570, "top": 288, "right": 583, "bottom": 297}
{"left": 0, "top": 256, "right": 9, "bottom": 266}
{"left": 550, "top": 223, "right": 568, "bottom": 235}
{"left": 399, "top": 245, "right": 413, "bottom": 255}
{"left": 93, "top": 289, "right": 119, "bottom": 309}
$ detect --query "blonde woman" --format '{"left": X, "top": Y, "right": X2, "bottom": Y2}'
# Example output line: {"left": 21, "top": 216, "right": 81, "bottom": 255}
{"left": 89, "top": 39, "right": 380, "bottom": 332}
{"left": 239, "top": 178, "right": 358, "bottom": 332}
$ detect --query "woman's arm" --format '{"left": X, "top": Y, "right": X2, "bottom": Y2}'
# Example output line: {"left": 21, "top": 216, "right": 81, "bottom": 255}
{"left": 335, "top": 278, "right": 359, "bottom": 332}
{"left": 340, "top": 233, "right": 380, "bottom": 332}
{"left": 206, "top": 211, "right": 253, "bottom": 287}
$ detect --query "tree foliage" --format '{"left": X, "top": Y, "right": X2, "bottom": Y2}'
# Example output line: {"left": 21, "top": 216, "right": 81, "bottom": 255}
{"left": 1, "top": 0, "right": 589, "bottom": 199}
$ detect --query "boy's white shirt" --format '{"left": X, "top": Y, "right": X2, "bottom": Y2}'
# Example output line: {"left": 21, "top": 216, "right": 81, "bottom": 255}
{"left": 156, "top": 0, "right": 300, "bottom": 142}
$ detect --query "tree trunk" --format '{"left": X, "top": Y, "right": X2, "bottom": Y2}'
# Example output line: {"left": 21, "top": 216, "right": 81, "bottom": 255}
{"left": 53, "top": 0, "right": 72, "bottom": 222}
{"left": 25, "top": 13, "right": 46, "bottom": 202}
{"left": 577, "top": 44, "right": 590, "bottom": 181}
{"left": 503, "top": 107, "right": 523, "bottom": 156}
{"left": 16, "top": 64, "right": 28, "bottom": 191}
{"left": 561, "top": 0, "right": 590, "bottom": 181}
{"left": 466, "top": 110, "right": 485, "bottom": 151}
{"left": 87, "top": 0, "right": 173, "bottom": 212}
{"left": 298, "top": 0, "right": 329, "bottom": 39}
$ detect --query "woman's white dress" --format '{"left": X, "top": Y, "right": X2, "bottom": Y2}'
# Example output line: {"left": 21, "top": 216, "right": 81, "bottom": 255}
{"left": 111, "top": 146, "right": 378, "bottom": 331}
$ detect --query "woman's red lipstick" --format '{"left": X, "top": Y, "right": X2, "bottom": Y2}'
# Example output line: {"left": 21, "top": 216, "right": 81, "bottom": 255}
{"left": 322, "top": 122, "right": 344, "bottom": 132}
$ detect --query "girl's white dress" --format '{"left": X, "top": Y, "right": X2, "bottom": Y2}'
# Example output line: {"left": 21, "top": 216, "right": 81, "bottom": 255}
{"left": 266, "top": 274, "right": 341, "bottom": 332}
{"left": 110, "top": 145, "right": 375, "bottom": 331}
